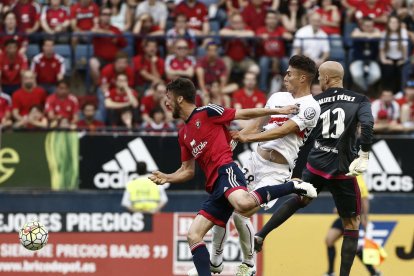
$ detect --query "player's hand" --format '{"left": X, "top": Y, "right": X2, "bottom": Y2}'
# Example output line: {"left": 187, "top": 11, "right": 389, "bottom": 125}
{"left": 277, "top": 105, "right": 299, "bottom": 115}
{"left": 149, "top": 171, "right": 168, "bottom": 185}
{"left": 230, "top": 131, "right": 249, "bottom": 143}
{"left": 346, "top": 150, "right": 369, "bottom": 176}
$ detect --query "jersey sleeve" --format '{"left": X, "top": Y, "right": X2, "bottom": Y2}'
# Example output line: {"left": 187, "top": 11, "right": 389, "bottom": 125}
{"left": 290, "top": 102, "right": 321, "bottom": 131}
{"left": 178, "top": 129, "right": 192, "bottom": 162}
{"left": 358, "top": 98, "right": 374, "bottom": 152}
{"left": 206, "top": 104, "right": 236, "bottom": 125}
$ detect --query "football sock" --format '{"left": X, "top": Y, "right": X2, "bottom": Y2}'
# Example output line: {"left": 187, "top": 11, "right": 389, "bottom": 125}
{"left": 356, "top": 249, "right": 377, "bottom": 275}
{"left": 233, "top": 212, "right": 255, "bottom": 267}
{"left": 340, "top": 229, "right": 359, "bottom": 276}
{"left": 250, "top": 181, "right": 294, "bottom": 206}
{"left": 256, "top": 196, "right": 301, "bottom": 239}
{"left": 190, "top": 242, "right": 211, "bottom": 276}
{"left": 210, "top": 225, "right": 227, "bottom": 266}
{"left": 327, "top": 245, "right": 336, "bottom": 274}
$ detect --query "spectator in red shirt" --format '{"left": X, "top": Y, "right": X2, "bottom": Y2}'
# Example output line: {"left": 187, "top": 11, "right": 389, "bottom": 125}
{"left": 133, "top": 39, "right": 165, "bottom": 92}
{"left": 196, "top": 42, "right": 237, "bottom": 95}
{"left": 77, "top": 102, "right": 105, "bottom": 131}
{"left": 0, "top": 11, "right": 28, "bottom": 56}
{"left": 100, "top": 51, "right": 134, "bottom": 91}
{"left": 14, "top": 104, "right": 48, "bottom": 129}
{"left": 45, "top": 79, "right": 79, "bottom": 129}
{"left": 104, "top": 73, "right": 139, "bottom": 126}
{"left": 31, "top": 39, "right": 65, "bottom": 94}
{"left": 132, "top": 13, "right": 164, "bottom": 55}
{"left": 241, "top": 0, "right": 266, "bottom": 31}
{"left": 257, "top": 10, "right": 292, "bottom": 92}
{"left": 232, "top": 71, "right": 266, "bottom": 109}
{"left": 219, "top": 12, "right": 255, "bottom": 81}
{"left": 400, "top": 81, "right": 414, "bottom": 130}
{"left": 70, "top": 0, "right": 99, "bottom": 45}
{"left": 140, "top": 82, "right": 172, "bottom": 124}
{"left": 0, "top": 39, "right": 28, "bottom": 95}
{"left": 90, "top": 7, "right": 127, "bottom": 87}
{"left": 315, "top": 0, "right": 341, "bottom": 35}
{"left": 165, "top": 39, "right": 196, "bottom": 81}
{"left": 12, "top": 70, "right": 47, "bottom": 125}
{"left": 12, "top": 0, "right": 40, "bottom": 35}
{"left": 354, "top": 0, "right": 390, "bottom": 31}
{"left": 40, "top": 0, "right": 70, "bottom": 40}
{"left": 174, "top": 0, "right": 209, "bottom": 35}
{"left": 0, "top": 91, "right": 12, "bottom": 128}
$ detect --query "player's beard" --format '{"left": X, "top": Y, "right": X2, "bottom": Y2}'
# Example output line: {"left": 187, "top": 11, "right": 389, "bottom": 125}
{"left": 172, "top": 101, "right": 181, "bottom": 119}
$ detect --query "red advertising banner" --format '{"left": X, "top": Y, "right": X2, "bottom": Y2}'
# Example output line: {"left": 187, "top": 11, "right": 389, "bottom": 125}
{"left": 0, "top": 213, "right": 173, "bottom": 275}
{"left": 0, "top": 212, "right": 263, "bottom": 275}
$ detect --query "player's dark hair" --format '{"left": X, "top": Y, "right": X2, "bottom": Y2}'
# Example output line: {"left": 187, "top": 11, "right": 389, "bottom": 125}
{"left": 166, "top": 78, "right": 196, "bottom": 104}
{"left": 289, "top": 55, "right": 317, "bottom": 82}
{"left": 137, "top": 161, "right": 147, "bottom": 175}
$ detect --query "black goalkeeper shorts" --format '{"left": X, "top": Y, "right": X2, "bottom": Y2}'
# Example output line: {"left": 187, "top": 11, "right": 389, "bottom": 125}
{"left": 302, "top": 167, "right": 361, "bottom": 218}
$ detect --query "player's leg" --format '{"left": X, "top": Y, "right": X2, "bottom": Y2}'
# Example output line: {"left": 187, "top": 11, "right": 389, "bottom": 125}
{"left": 254, "top": 168, "right": 324, "bottom": 251}
{"left": 187, "top": 215, "right": 215, "bottom": 276}
{"left": 189, "top": 164, "right": 244, "bottom": 276}
{"left": 329, "top": 178, "right": 361, "bottom": 276}
{"left": 233, "top": 210, "right": 258, "bottom": 275}
{"left": 210, "top": 224, "right": 227, "bottom": 269}
{"left": 324, "top": 218, "right": 344, "bottom": 276}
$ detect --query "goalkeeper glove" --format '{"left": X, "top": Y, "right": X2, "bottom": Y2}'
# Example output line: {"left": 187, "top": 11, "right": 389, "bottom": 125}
{"left": 346, "top": 150, "right": 369, "bottom": 176}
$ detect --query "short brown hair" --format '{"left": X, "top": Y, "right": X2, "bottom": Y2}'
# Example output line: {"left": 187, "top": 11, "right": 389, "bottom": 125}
{"left": 166, "top": 78, "right": 196, "bottom": 104}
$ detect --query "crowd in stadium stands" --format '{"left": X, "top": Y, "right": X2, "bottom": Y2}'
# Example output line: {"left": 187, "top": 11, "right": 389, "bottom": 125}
{"left": 1, "top": 0, "right": 414, "bottom": 133}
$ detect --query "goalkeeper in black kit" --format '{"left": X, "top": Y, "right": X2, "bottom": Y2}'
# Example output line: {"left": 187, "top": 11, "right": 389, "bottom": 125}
{"left": 254, "top": 61, "right": 374, "bottom": 276}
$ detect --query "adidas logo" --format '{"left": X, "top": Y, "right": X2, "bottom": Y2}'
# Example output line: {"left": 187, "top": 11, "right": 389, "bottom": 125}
{"left": 364, "top": 140, "right": 413, "bottom": 192}
{"left": 93, "top": 138, "right": 159, "bottom": 189}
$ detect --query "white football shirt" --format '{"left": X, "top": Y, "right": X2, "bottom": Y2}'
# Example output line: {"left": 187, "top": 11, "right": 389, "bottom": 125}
{"left": 260, "top": 92, "right": 321, "bottom": 169}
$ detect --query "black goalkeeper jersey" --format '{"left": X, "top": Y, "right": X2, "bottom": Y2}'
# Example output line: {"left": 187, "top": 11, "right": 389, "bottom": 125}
{"left": 307, "top": 87, "right": 374, "bottom": 177}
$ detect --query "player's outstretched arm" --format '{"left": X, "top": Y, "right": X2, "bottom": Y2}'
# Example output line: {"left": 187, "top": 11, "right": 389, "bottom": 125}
{"left": 149, "top": 159, "right": 195, "bottom": 184}
{"left": 232, "top": 120, "right": 299, "bottom": 143}
{"left": 234, "top": 105, "right": 298, "bottom": 120}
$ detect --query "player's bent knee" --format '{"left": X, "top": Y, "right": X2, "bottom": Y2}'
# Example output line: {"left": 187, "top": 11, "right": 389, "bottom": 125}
{"left": 187, "top": 231, "right": 203, "bottom": 245}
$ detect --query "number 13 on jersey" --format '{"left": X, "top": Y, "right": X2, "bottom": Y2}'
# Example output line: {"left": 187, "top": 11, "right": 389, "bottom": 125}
{"left": 321, "top": 108, "right": 345, "bottom": 138}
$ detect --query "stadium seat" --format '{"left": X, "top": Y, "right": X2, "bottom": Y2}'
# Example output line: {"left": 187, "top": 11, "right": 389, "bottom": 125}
{"left": 74, "top": 44, "right": 94, "bottom": 70}
{"left": 54, "top": 45, "right": 72, "bottom": 74}
{"left": 27, "top": 44, "right": 40, "bottom": 61}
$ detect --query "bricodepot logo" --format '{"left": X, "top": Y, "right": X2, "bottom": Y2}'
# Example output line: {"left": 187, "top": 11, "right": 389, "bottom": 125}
{"left": 93, "top": 138, "right": 158, "bottom": 189}
{"left": 0, "top": 148, "right": 20, "bottom": 184}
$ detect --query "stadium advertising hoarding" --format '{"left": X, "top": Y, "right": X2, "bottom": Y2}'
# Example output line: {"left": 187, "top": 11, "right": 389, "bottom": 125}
{"left": 0, "top": 212, "right": 169, "bottom": 275}
{"left": 79, "top": 135, "right": 206, "bottom": 190}
{"left": 79, "top": 135, "right": 414, "bottom": 193}
{"left": 262, "top": 214, "right": 414, "bottom": 276}
{"left": 0, "top": 132, "right": 79, "bottom": 190}
{"left": 0, "top": 212, "right": 262, "bottom": 276}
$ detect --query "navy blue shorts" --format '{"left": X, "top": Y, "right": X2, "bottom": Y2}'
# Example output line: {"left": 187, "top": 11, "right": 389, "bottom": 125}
{"left": 199, "top": 163, "right": 247, "bottom": 227}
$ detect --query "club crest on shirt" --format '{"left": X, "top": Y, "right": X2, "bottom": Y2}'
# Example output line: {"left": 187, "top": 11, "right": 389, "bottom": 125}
{"left": 304, "top": 107, "right": 316, "bottom": 120}
{"left": 195, "top": 120, "right": 201, "bottom": 129}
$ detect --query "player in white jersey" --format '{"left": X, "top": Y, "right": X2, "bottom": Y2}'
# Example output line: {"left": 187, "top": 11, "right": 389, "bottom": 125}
{"left": 187, "top": 55, "right": 321, "bottom": 276}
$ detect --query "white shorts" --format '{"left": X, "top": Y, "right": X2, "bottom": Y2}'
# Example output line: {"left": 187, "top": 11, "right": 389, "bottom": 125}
{"left": 243, "top": 151, "right": 292, "bottom": 210}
